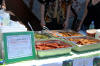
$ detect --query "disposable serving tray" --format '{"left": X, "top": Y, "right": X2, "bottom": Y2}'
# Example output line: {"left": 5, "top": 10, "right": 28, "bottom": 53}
{"left": 46, "top": 30, "right": 84, "bottom": 38}
{"left": 66, "top": 36, "right": 100, "bottom": 52}
{"left": 34, "top": 31, "right": 52, "bottom": 40}
{"left": 35, "top": 38, "right": 72, "bottom": 58}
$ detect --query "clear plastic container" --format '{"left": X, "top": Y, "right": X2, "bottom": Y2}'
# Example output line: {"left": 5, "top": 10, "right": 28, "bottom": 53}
{"left": 0, "top": 10, "right": 10, "bottom": 26}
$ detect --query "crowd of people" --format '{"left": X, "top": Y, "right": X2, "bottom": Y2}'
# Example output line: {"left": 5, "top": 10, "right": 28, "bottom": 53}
{"left": 38, "top": 0, "right": 100, "bottom": 32}
{"left": 0, "top": 0, "right": 100, "bottom": 31}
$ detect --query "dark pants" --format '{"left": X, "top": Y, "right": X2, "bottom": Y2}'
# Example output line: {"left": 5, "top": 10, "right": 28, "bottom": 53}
{"left": 83, "top": 13, "right": 100, "bottom": 30}
{"left": 0, "top": 0, "right": 2, "bottom": 5}
{"left": 94, "top": 19, "right": 100, "bottom": 29}
{"left": 46, "top": 18, "right": 64, "bottom": 30}
{"left": 83, "top": 14, "right": 93, "bottom": 30}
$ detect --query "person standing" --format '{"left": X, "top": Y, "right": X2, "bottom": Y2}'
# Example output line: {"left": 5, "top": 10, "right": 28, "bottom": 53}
{"left": 59, "top": 0, "right": 87, "bottom": 31}
{"left": 77, "top": 0, "right": 100, "bottom": 31}
{"left": 39, "top": 0, "right": 72, "bottom": 30}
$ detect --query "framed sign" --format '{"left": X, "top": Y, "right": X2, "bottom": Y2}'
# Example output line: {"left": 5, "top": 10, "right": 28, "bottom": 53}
{"left": 3, "top": 31, "right": 36, "bottom": 64}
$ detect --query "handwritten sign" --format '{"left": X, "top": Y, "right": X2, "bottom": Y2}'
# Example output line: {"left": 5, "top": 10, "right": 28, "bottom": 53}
{"left": 3, "top": 31, "right": 36, "bottom": 64}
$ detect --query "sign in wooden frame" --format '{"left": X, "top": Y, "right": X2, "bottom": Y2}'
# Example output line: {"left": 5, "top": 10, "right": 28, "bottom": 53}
{"left": 3, "top": 31, "right": 36, "bottom": 64}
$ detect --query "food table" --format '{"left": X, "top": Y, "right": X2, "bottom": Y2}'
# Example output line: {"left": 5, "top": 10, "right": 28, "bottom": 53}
{"left": 0, "top": 48, "right": 99, "bottom": 66}
{"left": 1, "top": 30, "right": 100, "bottom": 66}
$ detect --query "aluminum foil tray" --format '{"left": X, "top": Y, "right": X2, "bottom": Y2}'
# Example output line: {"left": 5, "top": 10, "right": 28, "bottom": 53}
{"left": 66, "top": 36, "right": 100, "bottom": 51}
{"left": 35, "top": 39, "right": 72, "bottom": 57}
{"left": 34, "top": 31, "right": 52, "bottom": 40}
{"left": 47, "top": 30, "right": 84, "bottom": 38}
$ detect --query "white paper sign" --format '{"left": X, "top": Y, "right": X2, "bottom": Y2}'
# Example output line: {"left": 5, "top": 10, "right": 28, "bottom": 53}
{"left": 7, "top": 34, "right": 33, "bottom": 59}
{"left": 73, "top": 57, "right": 94, "bottom": 66}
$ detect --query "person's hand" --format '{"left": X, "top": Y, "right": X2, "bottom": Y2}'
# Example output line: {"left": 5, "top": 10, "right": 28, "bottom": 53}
{"left": 40, "top": 21, "right": 46, "bottom": 28}
{"left": 63, "top": 21, "right": 69, "bottom": 30}
{"left": 76, "top": 22, "right": 82, "bottom": 32}
{"left": 76, "top": 25, "right": 81, "bottom": 32}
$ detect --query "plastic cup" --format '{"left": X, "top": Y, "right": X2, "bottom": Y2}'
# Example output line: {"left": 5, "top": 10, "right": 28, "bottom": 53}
{"left": 95, "top": 29, "right": 100, "bottom": 40}
{"left": 86, "top": 29, "right": 96, "bottom": 37}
